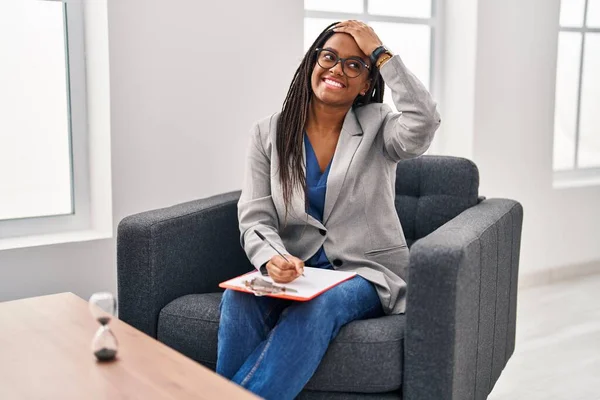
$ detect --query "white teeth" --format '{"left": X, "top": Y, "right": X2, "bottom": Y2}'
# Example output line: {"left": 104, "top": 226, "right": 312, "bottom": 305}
{"left": 324, "top": 79, "right": 343, "bottom": 88}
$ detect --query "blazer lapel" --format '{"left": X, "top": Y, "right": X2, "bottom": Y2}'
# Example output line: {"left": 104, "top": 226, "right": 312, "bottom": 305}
{"left": 322, "top": 108, "right": 363, "bottom": 224}
{"left": 285, "top": 141, "right": 325, "bottom": 229}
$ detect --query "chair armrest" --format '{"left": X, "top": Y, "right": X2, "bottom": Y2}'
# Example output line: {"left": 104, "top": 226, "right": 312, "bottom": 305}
{"left": 403, "top": 199, "right": 523, "bottom": 400}
{"left": 117, "top": 191, "right": 250, "bottom": 338}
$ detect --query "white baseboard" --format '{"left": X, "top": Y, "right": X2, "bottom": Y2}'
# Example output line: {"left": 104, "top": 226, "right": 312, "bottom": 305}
{"left": 519, "top": 260, "right": 600, "bottom": 289}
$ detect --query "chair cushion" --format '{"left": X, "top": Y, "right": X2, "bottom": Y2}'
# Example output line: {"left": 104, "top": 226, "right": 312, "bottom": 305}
{"left": 157, "top": 293, "right": 406, "bottom": 393}
{"left": 297, "top": 389, "right": 401, "bottom": 399}
{"left": 395, "top": 155, "right": 479, "bottom": 242}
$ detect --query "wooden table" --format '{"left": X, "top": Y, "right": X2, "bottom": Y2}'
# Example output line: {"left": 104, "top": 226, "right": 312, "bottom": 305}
{"left": 0, "top": 292, "right": 260, "bottom": 400}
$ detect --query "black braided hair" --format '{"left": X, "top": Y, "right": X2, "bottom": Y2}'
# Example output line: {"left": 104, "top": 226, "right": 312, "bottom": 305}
{"left": 276, "top": 22, "right": 385, "bottom": 224}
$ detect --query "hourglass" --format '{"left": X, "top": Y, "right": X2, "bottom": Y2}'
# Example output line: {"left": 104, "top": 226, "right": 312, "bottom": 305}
{"left": 89, "top": 292, "right": 118, "bottom": 361}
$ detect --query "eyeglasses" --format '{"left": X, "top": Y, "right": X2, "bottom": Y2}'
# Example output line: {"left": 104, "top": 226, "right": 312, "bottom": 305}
{"left": 243, "top": 277, "right": 298, "bottom": 297}
{"left": 315, "top": 48, "right": 370, "bottom": 78}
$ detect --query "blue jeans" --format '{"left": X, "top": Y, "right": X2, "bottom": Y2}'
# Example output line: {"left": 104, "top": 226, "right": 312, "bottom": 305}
{"left": 216, "top": 275, "right": 384, "bottom": 400}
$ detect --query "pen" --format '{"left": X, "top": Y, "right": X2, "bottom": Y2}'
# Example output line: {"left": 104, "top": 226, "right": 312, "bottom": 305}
{"left": 254, "top": 230, "right": 305, "bottom": 277}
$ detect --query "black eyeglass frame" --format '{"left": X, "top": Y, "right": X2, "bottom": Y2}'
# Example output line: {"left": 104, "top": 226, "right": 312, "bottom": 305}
{"left": 314, "top": 48, "right": 371, "bottom": 78}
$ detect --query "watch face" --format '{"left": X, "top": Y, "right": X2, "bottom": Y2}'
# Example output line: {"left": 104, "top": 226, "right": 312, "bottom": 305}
{"left": 371, "top": 46, "right": 389, "bottom": 66}
{"left": 371, "top": 46, "right": 386, "bottom": 63}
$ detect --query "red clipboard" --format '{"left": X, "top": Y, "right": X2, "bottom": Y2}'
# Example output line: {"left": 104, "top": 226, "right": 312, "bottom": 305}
{"left": 218, "top": 267, "right": 357, "bottom": 301}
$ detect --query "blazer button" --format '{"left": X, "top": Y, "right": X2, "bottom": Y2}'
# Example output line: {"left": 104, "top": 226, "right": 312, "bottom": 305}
{"left": 333, "top": 259, "right": 343, "bottom": 267}
{"left": 319, "top": 229, "right": 326, "bottom": 236}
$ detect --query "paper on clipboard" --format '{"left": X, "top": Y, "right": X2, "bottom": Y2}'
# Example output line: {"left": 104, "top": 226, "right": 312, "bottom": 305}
{"left": 219, "top": 267, "right": 357, "bottom": 301}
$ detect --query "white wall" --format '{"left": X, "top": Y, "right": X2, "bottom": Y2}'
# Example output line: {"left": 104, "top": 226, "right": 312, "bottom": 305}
{"left": 0, "top": 0, "right": 304, "bottom": 302}
{"left": 442, "top": 0, "right": 600, "bottom": 280}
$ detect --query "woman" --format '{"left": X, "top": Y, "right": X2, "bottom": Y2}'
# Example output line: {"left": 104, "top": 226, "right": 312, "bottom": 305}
{"left": 217, "top": 20, "right": 440, "bottom": 399}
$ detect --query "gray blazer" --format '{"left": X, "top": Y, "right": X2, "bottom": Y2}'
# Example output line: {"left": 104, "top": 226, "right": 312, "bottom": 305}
{"left": 237, "top": 55, "right": 441, "bottom": 315}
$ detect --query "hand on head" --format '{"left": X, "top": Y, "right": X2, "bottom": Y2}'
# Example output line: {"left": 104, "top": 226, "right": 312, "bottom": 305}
{"left": 332, "top": 20, "right": 383, "bottom": 60}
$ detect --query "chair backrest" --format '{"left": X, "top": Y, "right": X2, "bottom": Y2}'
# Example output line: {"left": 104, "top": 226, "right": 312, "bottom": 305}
{"left": 395, "top": 155, "right": 479, "bottom": 245}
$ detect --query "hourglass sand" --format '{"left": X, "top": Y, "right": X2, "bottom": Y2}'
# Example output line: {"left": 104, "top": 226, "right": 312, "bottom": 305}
{"left": 89, "top": 292, "right": 118, "bottom": 361}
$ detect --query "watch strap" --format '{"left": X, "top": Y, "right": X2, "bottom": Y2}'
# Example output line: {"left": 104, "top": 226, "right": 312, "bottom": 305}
{"left": 370, "top": 45, "right": 388, "bottom": 67}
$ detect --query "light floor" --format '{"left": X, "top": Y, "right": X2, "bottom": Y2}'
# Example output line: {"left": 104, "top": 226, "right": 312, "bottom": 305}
{"left": 488, "top": 273, "right": 600, "bottom": 400}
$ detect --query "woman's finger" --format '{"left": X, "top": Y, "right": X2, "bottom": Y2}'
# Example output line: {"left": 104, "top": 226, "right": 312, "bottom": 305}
{"left": 289, "top": 257, "right": 305, "bottom": 275}
{"left": 268, "top": 269, "right": 295, "bottom": 283}
{"left": 350, "top": 20, "right": 367, "bottom": 28}
{"left": 267, "top": 262, "right": 296, "bottom": 280}
{"left": 272, "top": 255, "right": 295, "bottom": 270}
{"left": 274, "top": 269, "right": 296, "bottom": 280}
{"left": 332, "top": 25, "right": 356, "bottom": 34}
{"left": 336, "top": 21, "right": 355, "bottom": 28}
{"left": 336, "top": 20, "right": 369, "bottom": 32}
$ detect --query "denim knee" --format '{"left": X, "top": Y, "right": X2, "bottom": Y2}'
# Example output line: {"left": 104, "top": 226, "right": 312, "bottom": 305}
{"left": 220, "top": 289, "right": 250, "bottom": 315}
{"left": 220, "top": 289, "right": 277, "bottom": 321}
{"left": 222, "top": 287, "right": 253, "bottom": 304}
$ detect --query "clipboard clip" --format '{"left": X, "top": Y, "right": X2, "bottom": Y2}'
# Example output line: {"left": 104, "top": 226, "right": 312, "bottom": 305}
{"left": 242, "top": 277, "right": 298, "bottom": 297}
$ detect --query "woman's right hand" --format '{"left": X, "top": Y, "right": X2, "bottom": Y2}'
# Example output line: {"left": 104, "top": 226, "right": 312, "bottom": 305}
{"left": 266, "top": 254, "right": 304, "bottom": 284}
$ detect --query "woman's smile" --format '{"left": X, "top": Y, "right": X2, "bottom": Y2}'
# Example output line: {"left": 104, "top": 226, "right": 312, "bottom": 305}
{"left": 322, "top": 77, "right": 346, "bottom": 89}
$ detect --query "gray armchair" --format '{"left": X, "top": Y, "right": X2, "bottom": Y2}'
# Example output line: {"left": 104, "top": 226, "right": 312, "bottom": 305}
{"left": 117, "top": 155, "right": 523, "bottom": 399}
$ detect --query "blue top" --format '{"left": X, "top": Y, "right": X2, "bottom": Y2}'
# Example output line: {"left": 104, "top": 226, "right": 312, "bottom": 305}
{"left": 304, "top": 133, "right": 333, "bottom": 269}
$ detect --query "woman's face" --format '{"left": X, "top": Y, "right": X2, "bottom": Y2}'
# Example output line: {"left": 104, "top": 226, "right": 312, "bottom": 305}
{"left": 310, "top": 33, "right": 371, "bottom": 108}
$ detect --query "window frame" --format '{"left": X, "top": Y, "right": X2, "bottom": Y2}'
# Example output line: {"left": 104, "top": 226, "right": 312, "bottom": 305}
{"left": 554, "top": 0, "right": 600, "bottom": 185}
{"left": 0, "top": 0, "right": 99, "bottom": 244}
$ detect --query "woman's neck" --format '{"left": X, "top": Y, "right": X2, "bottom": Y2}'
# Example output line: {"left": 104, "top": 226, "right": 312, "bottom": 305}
{"left": 305, "top": 100, "right": 349, "bottom": 138}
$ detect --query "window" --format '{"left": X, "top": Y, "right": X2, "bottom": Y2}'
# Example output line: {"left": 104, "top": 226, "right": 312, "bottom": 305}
{"left": 1, "top": 0, "right": 74, "bottom": 222}
{"left": 0, "top": 0, "right": 112, "bottom": 248}
{"left": 304, "top": 0, "right": 440, "bottom": 109}
{"left": 554, "top": 0, "right": 600, "bottom": 181}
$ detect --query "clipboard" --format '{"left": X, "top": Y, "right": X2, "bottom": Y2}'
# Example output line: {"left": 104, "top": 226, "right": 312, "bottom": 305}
{"left": 219, "top": 267, "right": 357, "bottom": 301}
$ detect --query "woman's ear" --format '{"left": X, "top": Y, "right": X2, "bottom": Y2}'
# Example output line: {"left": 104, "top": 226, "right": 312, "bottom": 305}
{"left": 360, "top": 79, "right": 371, "bottom": 96}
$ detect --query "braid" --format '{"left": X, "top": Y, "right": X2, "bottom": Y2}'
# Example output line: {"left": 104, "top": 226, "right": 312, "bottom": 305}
{"left": 276, "top": 22, "right": 385, "bottom": 224}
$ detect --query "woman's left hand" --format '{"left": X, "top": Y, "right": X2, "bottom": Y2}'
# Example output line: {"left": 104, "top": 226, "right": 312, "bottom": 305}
{"left": 332, "top": 20, "right": 383, "bottom": 60}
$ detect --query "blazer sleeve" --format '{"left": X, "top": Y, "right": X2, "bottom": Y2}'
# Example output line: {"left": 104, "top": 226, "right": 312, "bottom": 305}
{"left": 379, "top": 54, "right": 441, "bottom": 163}
{"left": 237, "top": 121, "right": 288, "bottom": 271}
